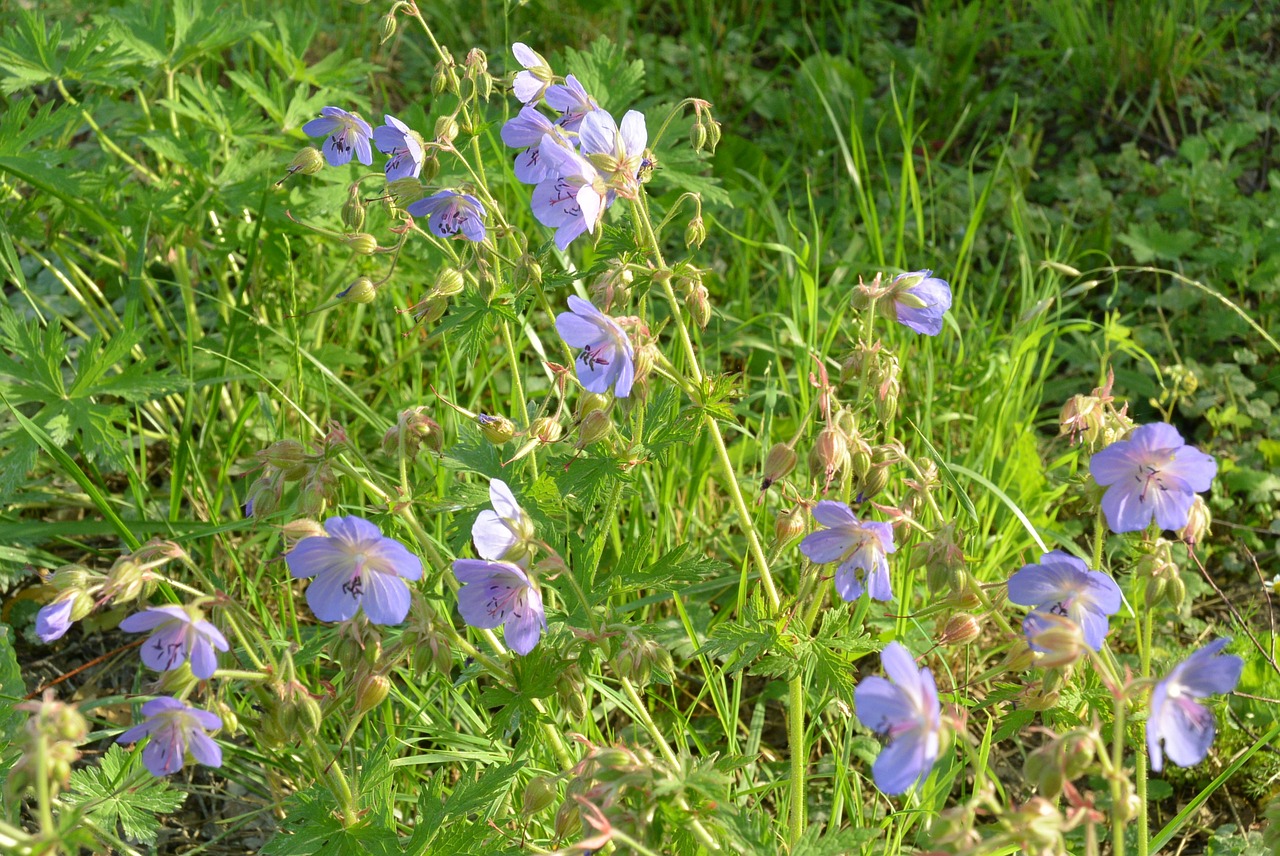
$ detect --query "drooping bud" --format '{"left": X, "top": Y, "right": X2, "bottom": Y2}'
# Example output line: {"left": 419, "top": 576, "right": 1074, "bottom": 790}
{"left": 49, "top": 564, "right": 93, "bottom": 592}
{"left": 917, "top": 523, "right": 967, "bottom": 595}
{"left": 685, "top": 216, "right": 707, "bottom": 249}
{"left": 413, "top": 295, "right": 448, "bottom": 324}
{"left": 808, "top": 426, "right": 849, "bottom": 486}
{"left": 388, "top": 176, "right": 424, "bottom": 207}
{"left": 685, "top": 283, "right": 711, "bottom": 330}
{"left": 338, "top": 277, "right": 376, "bottom": 304}
{"left": 522, "top": 775, "right": 558, "bottom": 815}
{"left": 245, "top": 471, "right": 284, "bottom": 518}
{"left": 1026, "top": 613, "right": 1086, "bottom": 669}
{"left": 280, "top": 518, "right": 327, "bottom": 545}
{"left": 257, "top": 440, "right": 310, "bottom": 481}
{"left": 575, "top": 393, "right": 611, "bottom": 423}
{"left": 531, "top": 417, "right": 563, "bottom": 444}
{"left": 284, "top": 146, "right": 325, "bottom": 180}
{"left": 774, "top": 506, "right": 807, "bottom": 547}
{"left": 433, "top": 266, "right": 465, "bottom": 298}
{"left": 378, "top": 12, "right": 397, "bottom": 43}
{"left": 705, "top": 119, "right": 722, "bottom": 152}
{"left": 856, "top": 463, "right": 890, "bottom": 501}
{"left": 576, "top": 410, "right": 613, "bottom": 449}
{"left": 690, "top": 120, "right": 708, "bottom": 152}
{"left": 434, "top": 115, "right": 460, "bottom": 143}
{"left": 354, "top": 673, "right": 391, "bottom": 716}
{"left": 343, "top": 233, "right": 379, "bottom": 255}
{"left": 477, "top": 413, "right": 516, "bottom": 445}
{"left": 938, "top": 613, "right": 981, "bottom": 646}
{"left": 1178, "top": 495, "right": 1211, "bottom": 545}
{"left": 761, "top": 443, "right": 798, "bottom": 491}
{"left": 516, "top": 253, "right": 543, "bottom": 289}
{"left": 419, "top": 152, "right": 440, "bottom": 183}
{"left": 341, "top": 187, "right": 366, "bottom": 232}
{"left": 557, "top": 662, "right": 588, "bottom": 721}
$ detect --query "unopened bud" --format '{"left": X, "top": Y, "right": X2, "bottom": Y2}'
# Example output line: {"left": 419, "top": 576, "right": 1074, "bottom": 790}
{"left": 414, "top": 295, "right": 448, "bottom": 324}
{"left": 434, "top": 267, "right": 465, "bottom": 298}
{"left": 285, "top": 146, "right": 325, "bottom": 179}
{"left": 686, "top": 283, "right": 711, "bottom": 329}
{"left": 575, "top": 393, "right": 611, "bottom": 422}
{"left": 378, "top": 12, "right": 397, "bottom": 43}
{"left": 388, "top": 176, "right": 424, "bottom": 206}
{"left": 337, "top": 277, "right": 375, "bottom": 304}
{"left": 341, "top": 189, "right": 366, "bottom": 232}
{"left": 291, "top": 693, "right": 324, "bottom": 735}
{"left": 281, "top": 518, "right": 327, "bottom": 544}
{"left": 354, "top": 674, "right": 391, "bottom": 716}
{"left": 531, "top": 417, "right": 563, "bottom": 444}
{"left": 857, "top": 464, "right": 890, "bottom": 501}
{"left": 434, "top": 116, "right": 459, "bottom": 143}
{"left": 774, "top": 506, "right": 807, "bottom": 547}
{"left": 705, "top": 120, "right": 722, "bottom": 152}
{"left": 576, "top": 409, "right": 612, "bottom": 448}
{"left": 50, "top": 564, "right": 92, "bottom": 592}
{"left": 153, "top": 662, "right": 198, "bottom": 695}
{"left": 478, "top": 414, "right": 516, "bottom": 444}
{"left": 344, "top": 233, "right": 379, "bottom": 255}
{"left": 938, "top": 613, "right": 981, "bottom": 646}
{"left": 258, "top": 440, "right": 309, "bottom": 480}
{"left": 1178, "top": 495, "right": 1211, "bottom": 545}
{"left": 1026, "top": 613, "right": 1086, "bottom": 669}
{"left": 685, "top": 216, "right": 707, "bottom": 249}
{"left": 808, "top": 427, "right": 849, "bottom": 482}
{"left": 554, "top": 797, "right": 582, "bottom": 841}
{"left": 517, "top": 254, "right": 542, "bottom": 289}
{"left": 690, "top": 120, "right": 708, "bottom": 152}
{"left": 523, "top": 775, "right": 557, "bottom": 815}
{"left": 761, "top": 443, "right": 798, "bottom": 490}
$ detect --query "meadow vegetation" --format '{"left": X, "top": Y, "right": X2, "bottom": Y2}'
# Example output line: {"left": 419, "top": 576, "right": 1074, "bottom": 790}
{"left": 1, "top": 0, "right": 1278, "bottom": 853}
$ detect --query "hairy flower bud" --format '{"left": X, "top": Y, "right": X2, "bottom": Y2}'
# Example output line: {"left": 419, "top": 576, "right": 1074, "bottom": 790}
{"left": 516, "top": 253, "right": 542, "bottom": 289}
{"left": 378, "top": 12, "right": 397, "bottom": 43}
{"left": 354, "top": 674, "right": 391, "bottom": 717}
{"left": 1027, "top": 613, "right": 1086, "bottom": 669}
{"left": 337, "top": 277, "right": 376, "bottom": 304}
{"left": 281, "top": 518, "right": 327, "bottom": 545}
{"left": 424, "top": 268, "right": 462, "bottom": 300}
{"left": 774, "top": 506, "right": 807, "bottom": 547}
{"left": 857, "top": 464, "right": 890, "bottom": 502}
{"left": 286, "top": 146, "right": 325, "bottom": 179}
{"left": 414, "top": 295, "right": 448, "bottom": 324}
{"left": 50, "top": 564, "right": 93, "bottom": 592}
{"left": 808, "top": 426, "right": 849, "bottom": 484}
{"left": 576, "top": 409, "right": 613, "bottom": 449}
{"left": 938, "top": 613, "right": 981, "bottom": 646}
{"left": 387, "top": 176, "right": 424, "bottom": 207}
{"left": 477, "top": 414, "right": 516, "bottom": 445}
{"left": 557, "top": 663, "right": 588, "bottom": 721}
{"left": 419, "top": 152, "right": 440, "bottom": 183}
{"left": 575, "top": 393, "right": 611, "bottom": 423}
{"left": 341, "top": 188, "right": 366, "bottom": 232}
{"left": 690, "top": 120, "right": 708, "bottom": 152}
{"left": 761, "top": 442, "right": 798, "bottom": 490}
{"left": 434, "top": 115, "right": 460, "bottom": 143}
{"left": 522, "top": 775, "right": 557, "bottom": 816}
{"left": 258, "top": 440, "right": 310, "bottom": 481}
{"left": 918, "top": 524, "right": 967, "bottom": 594}
{"left": 685, "top": 283, "right": 711, "bottom": 329}
{"left": 685, "top": 216, "right": 707, "bottom": 249}
{"left": 1178, "top": 495, "right": 1212, "bottom": 545}
{"left": 531, "top": 416, "right": 563, "bottom": 444}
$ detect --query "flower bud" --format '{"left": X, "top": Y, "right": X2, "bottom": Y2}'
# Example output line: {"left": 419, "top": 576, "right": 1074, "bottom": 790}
{"left": 1178, "top": 495, "right": 1211, "bottom": 545}
{"left": 761, "top": 442, "right": 798, "bottom": 490}
{"left": 685, "top": 283, "right": 711, "bottom": 329}
{"left": 104, "top": 557, "right": 148, "bottom": 603}
{"left": 434, "top": 115, "right": 460, "bottom": 143}
{"left": 690, "top": 120, "right": 708, "bottom": 152}
{"left": 336, "top": 277, "right": 375, "bottom": 304}
{"left": 344, "top": 233, "right": 379, "bottom": 255}
{"left": 379, "top": 12, "right": 397, "bottom": 43}
{"left": 1144, "top": 575, "right": 1167, "bottom": 608}
{"left": 523, "top": 775, "right": 558, "bottom": 816}
{"left": 414, "top": 295, "right": 448, "bottom": 324}
{"left": 354, "top": 674, "right": 391, "bottom": 716}
{"left": 153, "top": 662, "right": 198, "bottom": 695}
{"left": 857, "top": 464, "right": 890, "bottom": 502}
{"left": 258, "top": 440, "right": 310, "bottom": 480}
{"left": 685, "top": 216, "right": 707, "bottom": 249}
{"left": 213, "top": 700, "right": 239, "bottom": 736}
{"left": 1166, "top": 575, "right": 1187, "bottom": 608}
{"left": 291, "top": 693, "right": 324, "bottom": 735}
{"left": 554, "top": 796, "right": 582, "bottom": 841}
{"left": 531, "top": 417, "right": 563, "bottom": 444}
{"left": 1024, "top": 743, "right": 1063, "bottom": 799}
{"left": 286, "top": 146, "right": 326, "bottom": 178}
{"left": 808, "top": 426, "right": 849, "bottom": 484}
{"left": 576, "top": 409, "right": 613, "bottom": 449}
{"left": 477, "top": 413, "right": 516, "bottom": 444}
{"left": 705, "top": 119, "right": 722, "bottom": 152}
{"left": 1027, "top": 613, "right": 1086, "bottom": 669}
{"left": 419, "top": 152, "right": 440, "bottom": 183}
{"left": 433, "top": 266, "right": 465, "bottom": 298}
{"left": 281, "top": 517, "right": 327, "bottom": 544}
{"left": 557, "top": 663, "right": 588, "bottom": 721}
{"left": 774, "top": 506, "right": 807, "bottom": 547}
{"left": 517, "top": 253, "right": 542, "bottom": 289}
{"left": 341, "top": 189, "right": 366, "bottom": 232}
{"left": 938, "top": 613, "right": 981, "bottom": 646}
{"left": 575, "top": 393, "right": 611, "bottom": 422}
{"left": 632, "top": 343, "right": 658, "bottom": 388}
{"left": 387, "top": 176, "right": 423, "bottom": 206}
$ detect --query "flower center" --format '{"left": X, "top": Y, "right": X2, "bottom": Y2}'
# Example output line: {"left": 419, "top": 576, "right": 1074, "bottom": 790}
{"left": 580, "top": 344, "right": 610, "bottom": 370}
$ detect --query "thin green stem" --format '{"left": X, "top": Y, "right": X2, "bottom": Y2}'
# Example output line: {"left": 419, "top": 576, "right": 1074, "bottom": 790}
{"left": 55, "top": 80, "right": 161, "bottom": 185}
{"left": 787, "top": 674, "right": 806, "bottom": 847}
{"left": 306, "top": 737, "right": 358, "bottom": 827}
{"left": 1110, "top": 691, "right": 1128, "bottom": 856}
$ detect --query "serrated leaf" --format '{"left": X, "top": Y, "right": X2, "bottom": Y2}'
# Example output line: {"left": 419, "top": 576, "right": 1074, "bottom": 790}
{"left": 64, "top": 745, "right": 187, "bottom": 845}
{"left": 0, "top": 623, "right": 25, "bottom": 750}
{"left": 263, "top": 787, "right": 402, "bottom": 856}
{"left": 610, "top": 541, "right": 729, "bottom": 598}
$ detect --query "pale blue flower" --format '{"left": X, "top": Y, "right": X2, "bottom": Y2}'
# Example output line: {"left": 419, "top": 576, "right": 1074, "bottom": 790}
{"left": 1007, "top": 550, "right": 1121, "bottom": 651}
{"left": 453, "top": 559, "right": 547, "bottom": 655}
{"left": 1148, "top": 638, "right": 1242, "bottom": 772}
{"left": 1090, "top": 423, "right": 1217, "bottom": 533}
{"left": 302, "top": 107, "right": 373, "bottom": 167}
{"left": 800, "top": 501, "right": 896, "bottom": 601}
{"left": 120, "top": 605, "right": 229, "bottom": 680}
{"left": 117, "top": 697, "right": 222, "bottom": 777}
{"left": 406, "top": 190, "right": 488, "bottom": 242}
{"left": 555, "top": 296, "right": 635, "bottom": 398}
{"left": 286, "top": 516, "right": 423, "bottom": 625}
{"left": 854, "top": 642, "right": 942, "bottom": 795}
{"left": 372, "top": 114, "right": 424, "bottom": 181}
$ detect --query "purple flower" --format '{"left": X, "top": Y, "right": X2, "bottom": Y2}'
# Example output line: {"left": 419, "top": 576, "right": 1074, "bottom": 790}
{"left": 578, "top": 109, "right": 647, "bottom": 193}
{"left": 453, "top": 559, "right": 547, "bottom": 655}
{"left": 286, "top": 516, "right": 423, "bottom": 625}
{"left": 1007, "top": 550, "right": 1121, "bottom": 651}
{"left": 500, "top": 105, "right": 564, "bottom": 184}
{"left": 116, "top": 697, "right": 222, "bottom": 777}
{"left": 119, "top": 605, "right": 230, "bottom": 680}
{"left": 406, "top": 190, "right": 488, "bottom": 242}
{"left": 1089, "top": 423, "right": 1217, "bottom": 533}
{"left": 1148, "top": 638, "right": 1242, "bottom": 772}
{"left": 36, "top": 596, "right": 77, "bottom": 643}
{"left": 854, "top": 642, "right": 942, "bottom": 795}
{"left": 546, "top": 75, "right": 600, "bottom": 131}
{"left": 799, "top": 501, "right": 896, "bottom": 602}
{"left": 302, "top": 107, "right": 374, "bottom": 168}
{"left": 555, "top": 296, "right": 636, "bottom": 398}
{"left": 511, "top": 43, "right": 553, "bottom": 104}
{"left": 472, "top": 479, "right": 535, "bottom": 562}
{"left": 531, "top": 134, "right": 610, "bottom": 250}
{"left": 888, "top": 270, "right": 952, "bottom": 336}
{"left": 372, "top": 114, "right": 424, "bottom": 181}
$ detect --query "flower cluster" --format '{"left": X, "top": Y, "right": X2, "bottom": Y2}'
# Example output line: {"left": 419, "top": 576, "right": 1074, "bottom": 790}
{"left": 501, "top": 45, "right": 649, "bottom": 249}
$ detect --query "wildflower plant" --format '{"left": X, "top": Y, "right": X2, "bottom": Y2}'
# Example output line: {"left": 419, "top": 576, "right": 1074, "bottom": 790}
{"left": 4, "top": 6, "right": 1270, "bottom": 856}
